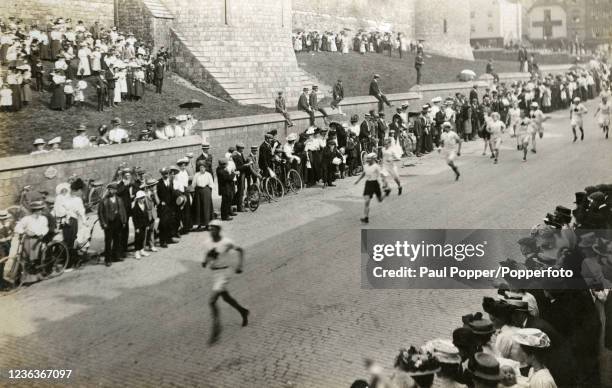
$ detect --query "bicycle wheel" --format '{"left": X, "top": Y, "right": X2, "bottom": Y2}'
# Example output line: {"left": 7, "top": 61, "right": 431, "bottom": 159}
{"left": 265, "top": 176, "right": 285, "bottom": 199}
{"left": 360, "top": 150, "right": 367, "bottom": 167}
{"left": 87, "top": 186, "right": 105, "bottom": 213}
{"left": 44, "top": 241, "right": 70, "bottom": 275}
{"left": 285, "top": 169, "right": 303, "bottom": 194}
{"left": 245, "top": 185, "right": 261, "bottom": 212}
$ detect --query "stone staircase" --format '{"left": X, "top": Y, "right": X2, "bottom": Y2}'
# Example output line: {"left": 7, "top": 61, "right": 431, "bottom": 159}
{"left": 158, "top": 9, "right": 328, "bottom": 107}
{"left": 141, "top": 0, "right": 173, "bottom": 18}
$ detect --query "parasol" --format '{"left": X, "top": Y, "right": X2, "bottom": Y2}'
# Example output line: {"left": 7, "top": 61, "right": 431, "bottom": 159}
{"left": 457, "top": 69, "right": 477, "bottom": 82}
{"left": 179, "top": 99, "right": 203, "bottom": 109}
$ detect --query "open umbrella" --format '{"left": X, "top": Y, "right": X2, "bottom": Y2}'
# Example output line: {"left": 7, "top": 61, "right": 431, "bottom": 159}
{"left": 457, "top": 69, "right": 477, "bottom": 82}
{"left": 179, "top": 99, "right": 203, "bottom": 109}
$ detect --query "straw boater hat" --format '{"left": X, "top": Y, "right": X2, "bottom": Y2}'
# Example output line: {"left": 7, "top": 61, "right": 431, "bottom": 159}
{"left": 135, "top": 191, "right": 146, "bottom": 200}
{"left": 513, "top": 328, "right": 551, "bottom": 349}
{"left": 33, "top": 138, "right": 46, "bottom": 146}
{"left": 176, "top": 157, "right": 189, "bottom": 166}
{"left": 30, "top": 201, "right": 45, "bottom": 211}
{"left": 467, "top": 353, "right": 502, "bottom": 382}
{"left": 287, "top": 133, "right": 298, "bottom": 142}
{"left": 0, "top": 210, "right": 9, "bottom": 220}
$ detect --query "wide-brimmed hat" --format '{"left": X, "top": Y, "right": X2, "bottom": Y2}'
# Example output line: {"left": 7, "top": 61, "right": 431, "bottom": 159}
{"left": 235, "top": 142, "right": 245, "bottom": 149}
{"left": 135, "top": 190, "right": 146, "bottom": 199}
{"left": 287, "top": 133, "right": 298, "bottom": 142}
{"left": 395, "top": 347, "right": 440, "bottom": 376}
{"left": 469, "top": 319, "right": 495, "bottom": 335}
{"left": 111, "top": 117, "right": 122, "bottom": 125}
{"left": 422, "top": 339, "right": 462, "bottom": 364}
{"left": 250, "top": 145, "right": 258, "bottom": 150}
{"left": 468, "top": 352, "right": 501, "bottom": 382}
{"left": 0, "top": 210, "right": 10, "bottom": 220}
{"left": 169, "top": 165, "right": 180, "bottom": 172}
{"left": 33, "top": 138, "right": 46, "bottom": 145}
{"left": 55, "top": 182, "right": 71, "bottom": 195}
{"left": 76, "top": 124, "right": 87, "bottom": 132}
{"left": 30, "top": 200, "right": 45, "bottom": 210}
{"left": 305, "top": 127, "right": 315, "bottom": 135}
{"left": 144, "top": 178, "right": 158, "bottom": 187}
{"left": 48, "top": 136, "right": 61, "bottom": 145}
{"left": 513, "top": 328, "right": 551, "bottom": 348}
{"left": 176, "top": 157, "right": 189, "bottom": 165}
{"left": 366, "top": 152, "right": 377, "bottom": 160}
{"left": 442, "top": 121, "right": 452, "bottom": 128}
{"left": 431, "top": 96, "right": 442, "bottom": 103}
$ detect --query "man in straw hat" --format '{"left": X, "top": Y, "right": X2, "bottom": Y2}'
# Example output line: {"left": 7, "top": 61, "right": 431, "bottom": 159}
{"left": 30, "top": 138, "right": 48, "bottom": 155}
{"left": 298, "top": 87, "right": 315, "bottom": 125}
{"left": 438, "top": 122, "right": 462, "bottom": 180}
{"left": 197, "top": 141, "right": 214, "bottom": 176}
{"left": 202, "top": 219, "right": 249, "bottom": 345}
{"left": 467, "top": 352, "right": 502, "bottom": 388}
{"left": 14, "top": 200, "right": 49, "bottom": 266}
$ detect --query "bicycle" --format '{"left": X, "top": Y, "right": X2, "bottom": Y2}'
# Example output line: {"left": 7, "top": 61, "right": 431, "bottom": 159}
{"left": 2, "top": 234, "right": 69, "bottom": 290}
{"left": 272, "top": 158, "right": 303, "bottom": 195}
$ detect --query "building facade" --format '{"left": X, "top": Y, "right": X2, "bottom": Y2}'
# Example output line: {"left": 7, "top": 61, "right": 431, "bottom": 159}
{"left": 470, "top": 0, "right": 522, "bottom": 47}
{"left": 527, "top": 0, "right": 588, "bottom": 47}
{"left": 584, "top": 0, "right": 612, "bottom": 46}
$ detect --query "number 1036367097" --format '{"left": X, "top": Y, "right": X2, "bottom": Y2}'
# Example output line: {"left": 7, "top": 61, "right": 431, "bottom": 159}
{"left": 7, "top": 369, "right": 72, "bottom": 379}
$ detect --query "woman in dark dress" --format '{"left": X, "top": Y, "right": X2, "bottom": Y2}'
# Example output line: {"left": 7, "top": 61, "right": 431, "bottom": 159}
{"left": 192, "top": 162, "right": 214, "bottom": 229}
{"left": 49, "top": 71, "right": 66, "bottom": 110}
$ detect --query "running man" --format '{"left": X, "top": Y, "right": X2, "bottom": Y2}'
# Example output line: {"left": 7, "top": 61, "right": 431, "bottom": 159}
{"left": 516, "top": 117, "right": 533, "bottom": 162}
{"left": 570, "top": 97, "right": 588, "bottom": 142}
{"left": 528, "top": 102, "right": 550, "bottom": 153}
{"left": 481, "top": 110, "right": 493, "bottom": 157}
{"left": 355, "top": 153, "right": 384, "bottom": 224}
{"left": 202, "top": 220, "right": 249, "bottom": 345}
{"left": 507, "top": 101, "right": 522, "bottom": 146}
{"left": 438, "top": 122, "right": 462, "bottom": 180}
{"left": 594, "top": 94, "right": 611, "bottom": 139}
{"left": 381, "top": 138, "right": 402, "bottom": 195}
{"left": 488, "top": 112, "right": 506, "bottom": 164}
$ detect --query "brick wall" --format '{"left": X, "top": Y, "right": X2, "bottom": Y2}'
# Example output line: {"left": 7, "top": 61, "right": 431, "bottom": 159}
{"left": 0, "top": 0, "right": 114, "bottom": 27}
{"left": 292, "top": 0, "right": 416, "bottom": 38}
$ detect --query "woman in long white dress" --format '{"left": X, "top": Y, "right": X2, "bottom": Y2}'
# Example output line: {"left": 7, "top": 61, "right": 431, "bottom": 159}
{"left": 91, "top": 46, "right": 102, "bottom": 74}
{"left": 330, "top": 33, "right": 337, "bottom": 52}
{"left": 114, "top": 67, "right": 125, "bottom": 103}
{"left": 77, "top": 43, "right": 91, "bottom": 77}
{"left": 341, "top": 33, "right": 349, "bottom": 54}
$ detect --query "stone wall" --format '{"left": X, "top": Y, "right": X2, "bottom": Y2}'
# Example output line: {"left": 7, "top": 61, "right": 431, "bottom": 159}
{"left": 116, "top": 0, "right": 174, "bottom": 51}
{"left": 0, "top": 0, "right": 114, "bottom": 27}
{"left": 414, "top": 0, "right": 474, "bottom": 60}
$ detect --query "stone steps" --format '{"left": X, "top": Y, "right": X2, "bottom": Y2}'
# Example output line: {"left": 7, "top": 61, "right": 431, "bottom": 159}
{"left": 142, "top": 0, "right": 174, "bottom": 19}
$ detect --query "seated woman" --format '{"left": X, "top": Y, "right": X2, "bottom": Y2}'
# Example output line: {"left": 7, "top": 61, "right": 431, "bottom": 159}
{"left": 14, "top": 201, "right": 49, "bottom": 264}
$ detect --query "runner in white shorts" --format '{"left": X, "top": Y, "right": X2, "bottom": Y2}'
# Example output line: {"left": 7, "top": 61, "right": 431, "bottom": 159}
{"left": 507, "top": 102, "right": 522, "bottom": 148}
{"left": 381, "top": 138, "right": 402, "bottom": 195}
{"left": 570, "top": 96, "right": 588, "bottom": 142}
{"left": 516, "top": 117, "right": 533, "bottom": 162}
{"left": 594, "top": 94, "right": 611, "bottom": 139}
{"left": 488, "top": 112, "right": 506, "bottom": 164}
{"left": 438, "top": 122, "right": 462, "bottom": 180}
{"left": 528, "top": 102, "right": 550, "bottom": 153}
{"left": 202, "top": 220, "right": 249, "bottom": 345}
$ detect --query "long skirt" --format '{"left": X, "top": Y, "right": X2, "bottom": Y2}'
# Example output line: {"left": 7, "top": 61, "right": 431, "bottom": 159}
{"left": 50, "top": 84, "right": 66, "bottom": 110}
{"left": 192, "top": 186, "right": 213, "bottom": 226}
{"left": 40, "top": 43, "right": 50, "bottom": 61}
{"left": 77, "top": 57, "right": 91, "bottom": 76}
{"left": 0, "top": 44, "right": 8, "bottom": 64}
{"left": 50, "top": 40, "right": 61, "bottom": 60}
{"left": 10, "top": 84, "right": 22, "bottom": 110}
{"left": 22, "top": 83, "right": 32, "bottom": 103}
{"left": 68, "top": 59, "right": 79, "bottom": 79}
{"left": 133, "top": 80, "right": 145, "bottom": 99}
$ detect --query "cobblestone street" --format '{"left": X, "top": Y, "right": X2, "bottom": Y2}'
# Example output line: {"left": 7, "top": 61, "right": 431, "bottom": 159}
{"left": 1, "top": 102, "right": 612, "bottom": 387}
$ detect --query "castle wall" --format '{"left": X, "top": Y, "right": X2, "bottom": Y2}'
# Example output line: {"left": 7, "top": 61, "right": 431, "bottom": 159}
{"left": 292, "top": 0, "right": 416, "bottom": 39}
{"left": 0, "top": 0, "right": 114, "bottom": 27}
{"left": 414, "top": 0, "right": 474, "bottom": 60}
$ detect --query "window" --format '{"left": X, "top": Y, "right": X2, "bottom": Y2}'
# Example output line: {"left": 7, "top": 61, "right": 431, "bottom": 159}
{"left": 444, "top": 19, "right": 448, "bottom": 34}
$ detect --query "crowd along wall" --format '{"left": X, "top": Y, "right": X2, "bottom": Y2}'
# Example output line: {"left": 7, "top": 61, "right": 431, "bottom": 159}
{"left": 0, "top": 0, "right": 115, "bottom": 27}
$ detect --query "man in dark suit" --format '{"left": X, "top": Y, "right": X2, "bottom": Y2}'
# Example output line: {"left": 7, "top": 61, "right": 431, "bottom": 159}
{"left": 196, "top": 142, "right": 214, "bottom": 177}
{"left": 275, "top": 91, "right": 293, "bottom": 127}
{"left": 90, "top": 21, "right": 101, "bottom": 40}
{"left": 258, "top": 134, "right": 274, "bottom": 177}
{"left": 518, "top": 46, "right": 528, "bottom": 72}
{"left": 232, "top": 143, "right": 252, "bottom": 212}
{"left": 105, "top": 66, "right": 117, "bottom": 107}
{"left": 216, "top": 159, "right": 236, "bottom": 220}
{"left": 414, "top": 53, "right": 424, "bottom": 85}
{"left": 469, "top": 84, "right": 479, "bottom": 104}
{"left": 156, "top": 167, "right": 177, "bottom": 248}
{"left": 154, "top": 56, "right": 165, "bottom": 94}
{"left": 359, "top": 113, "right": 373, "bottom": 152}
{"left": 98, "top": 182, "right": 127, "bottom": 266}
{"left": 413, "top": 106, "right": 429, "bottom": 157}
{"left": 369, "top": 74, "right": 392, "bottom": 113}
{"left": 309, "top": 85, "right": 328, "bottom": 119}
{"left": 298, "top": 87, "right": 315, "bottom": 125}
{"left": 117, "top": 170, "right": 136, "bottom": 257}
{"left": 376, "top": 112, "right": 389, "bottom": 147}
{"left": 331, "top": 79, "right": 344, "bottom": 110}
{"left": 95, "top": 72, "right": 108, "bottom": 112}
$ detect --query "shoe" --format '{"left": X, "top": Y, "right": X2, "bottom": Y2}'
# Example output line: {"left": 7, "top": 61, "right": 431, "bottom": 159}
{"left": 150, "top": 247, "right": 159, "bottom": 252}
{"left": 328, "top": 184, "right": 336, "bottom": 187}
{"left": 522, "top": 157, "right": 526, "bottom": 162}
{"left": 169, "top": 238, "right": 179, "bottom": 244}
{"left": 490, "top": 155, "right": 495, "bottom": 159}
{"left": 241, "top": 309, "right": 250, "bottom": 327}
{"left": 455, "top": 172, "right": 460, "bottom": 181}
{"left": 141, "top": 250, "right": 150, "bottom": 257}
{"left": 531, "top": 149, "right": 536, "bottom": 154}
{"left": 208, "top": 326, "right": 221, "bottom": 346}
{"left": 134, "top": 251, "right": 141, "bottom": 260}
{"left": 517, "top": 145, "right": 520, "bottom": 150}
{"left": 230, "top": 213, "right": 238, "bottom": 217}
{"left": 494, "top": 159, "right": 498, "bottom": 164}
{"left": 221, "top": 217, "right": 233, "bottom": 221}
{"left": 105, "top": 261, "right": 112, "bottom": 267}
{"left": 398, "top": 187, "right": 403, "bottom": 195}
{"left": 482, "top": 152, "right": 486, "bottom": 156}
{"left": 160, "top": 243, "right": 168, "bottom": 248}
{"left": 384, "top": 188, "right": 391, "bottom": 197}
{"left": 360, "top": 217, "right": 369, "bottom": 224}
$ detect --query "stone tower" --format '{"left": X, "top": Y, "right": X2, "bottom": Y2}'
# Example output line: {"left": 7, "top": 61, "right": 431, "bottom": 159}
{"left": 414, "top": 0, "right": 473, "bottom": 60}
{"left": 161, "top": 0, "right": 327, "bottom": 106}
